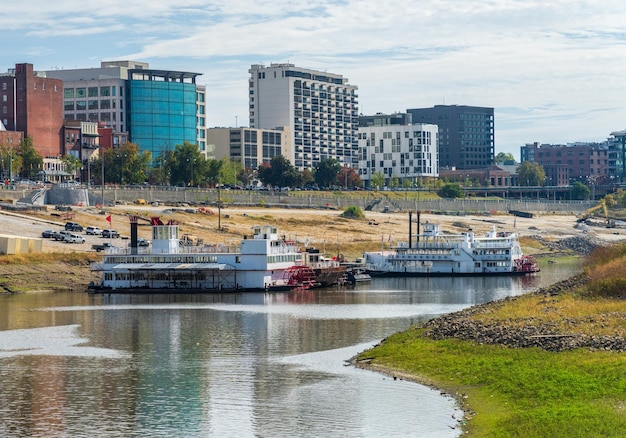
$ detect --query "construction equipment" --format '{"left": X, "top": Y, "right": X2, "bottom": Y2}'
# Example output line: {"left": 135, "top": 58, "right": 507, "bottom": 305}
{"left": 577, "top": 199, "right": 615, "bottom": 228}
{"left": 180, "top": 233, "right": 203, "bottom": 246}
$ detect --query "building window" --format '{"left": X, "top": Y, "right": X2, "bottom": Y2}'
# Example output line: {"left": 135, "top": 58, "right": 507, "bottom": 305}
{"left": 64, "top": 101, "right": 75, "bottom": 111}
{"left": 76, "top": 101, "right": 86, "bottom": 111}
{"left": 76, "top": 88, "right": 86, "bottom": 98}
{"left": 88, "top": 87, "right": 98, "bottom": 97}
{"left": 88, "top": 100, "right": 98, "bottom": 110}
{"left": 100, "top": 86, "right": 111, "bottom": 96}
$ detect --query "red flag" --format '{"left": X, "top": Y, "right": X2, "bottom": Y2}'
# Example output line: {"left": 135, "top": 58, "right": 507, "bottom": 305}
{"left": 106, "top": 215, "right": 111, "bottom": 223}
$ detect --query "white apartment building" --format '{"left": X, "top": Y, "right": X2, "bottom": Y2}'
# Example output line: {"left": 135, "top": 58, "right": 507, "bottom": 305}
{"left": 248, "top": 63, "right": 358, "bottom": 170}
{"left": 357, "top": 123, "right": 439, "bottom": 188}
{"left": 206, "top": 126, "right": 292, "bottom": 170}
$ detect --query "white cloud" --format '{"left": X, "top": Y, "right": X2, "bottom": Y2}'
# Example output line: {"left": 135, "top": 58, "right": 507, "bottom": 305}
{"left": 3, "top": 0, "right": 626, "bottom": 158}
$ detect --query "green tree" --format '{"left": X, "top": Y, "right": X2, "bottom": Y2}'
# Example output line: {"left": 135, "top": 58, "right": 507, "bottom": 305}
{"left": 370, "top": 171, "right": 385, "bottom": 190}
{"left": 314, "top": 158, "right": 341, "bottom": 188}
{"left": 149, "top": 150, "right": 174, "bottom": 186}
{"left": 571, "top": 181, "right": 591, "bottom": 200}
{"left": 300, "top": 168, "right": 314, "bottom": 188}
{"left": 168, "top": 141, "right": 205, "bottom": 187}
{"left": 438, "top": 182, "right": 464, "bottom": 198}
{"left": 258, "top": 155, "right": 300, "bottom": 188}
{"left": 495, "top": 152, "right": 516, "bottom": 163}
{"left": 61, "top": 154, "right": 82, "bottom": 181}
{"left": 92, "top": 142, "right": 151, "bottom": 185}
{"left": 0, "top": 145, "right": 21, "bottom": 181}
{"left": 18, "top": 137, "right": 43, "bottom": 179}
{"left": 218, "top": 158, "right": 241, "bottom": 186}
{"left": 517, "top": 162, "right": 546, "bottom": 186}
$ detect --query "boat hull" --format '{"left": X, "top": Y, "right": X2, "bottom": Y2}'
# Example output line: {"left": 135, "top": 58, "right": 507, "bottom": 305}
{"left": 366, "top": 269, "right": 538, "bottom": 278}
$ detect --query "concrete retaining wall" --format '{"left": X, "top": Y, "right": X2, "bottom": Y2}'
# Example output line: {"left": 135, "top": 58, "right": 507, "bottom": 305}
{"left": 0, "top": 186, "right": 596, "bottom": 214}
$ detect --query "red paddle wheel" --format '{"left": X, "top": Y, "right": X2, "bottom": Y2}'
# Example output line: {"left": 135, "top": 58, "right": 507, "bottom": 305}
{"left": 514, "top": 255, "right": 540, "bottom": 273}
{"left": 283, "top": 266, "right": 317, "bottom": 289}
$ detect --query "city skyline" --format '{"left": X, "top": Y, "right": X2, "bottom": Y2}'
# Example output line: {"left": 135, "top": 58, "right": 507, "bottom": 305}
{"left": 3, "top": 0, "right": 625, "bottom": 159}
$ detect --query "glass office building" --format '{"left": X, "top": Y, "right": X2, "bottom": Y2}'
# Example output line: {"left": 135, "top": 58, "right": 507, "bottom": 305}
{"left": 128, "top": 69, "right": 201, "bottom": 157}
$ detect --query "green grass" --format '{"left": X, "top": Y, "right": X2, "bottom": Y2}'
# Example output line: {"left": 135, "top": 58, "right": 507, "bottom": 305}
{"left": 359, "top": 331, "right": 626, "bottom": 437}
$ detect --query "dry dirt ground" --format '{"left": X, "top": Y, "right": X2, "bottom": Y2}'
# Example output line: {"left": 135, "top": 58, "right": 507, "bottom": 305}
{"left": 2, "top": 204, "right": 625, "bottom": 257}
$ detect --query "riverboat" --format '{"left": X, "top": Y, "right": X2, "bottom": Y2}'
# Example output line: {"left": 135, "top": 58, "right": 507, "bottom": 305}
{"left": 89, "top": 217, "right": 309, "bottom": 292}
{"left": 301, "top": 248, "right": 347, "bottom": 287}
{"left": 364, "top": 220, "right": 539, "bottom": 277}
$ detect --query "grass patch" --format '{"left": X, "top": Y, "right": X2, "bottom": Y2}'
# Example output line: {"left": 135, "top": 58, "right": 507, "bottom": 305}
{"left": 340, "top": 205, "right": 365, "bottom": 219}
{"left": 358, "top": 329, "right": 626, "bottom": 437}
{"left": 357, "top": 240, "right": 626, "bottom": 436}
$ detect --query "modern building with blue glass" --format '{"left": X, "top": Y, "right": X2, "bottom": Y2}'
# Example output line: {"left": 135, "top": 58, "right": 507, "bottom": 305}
{"left": 127, "top": 68, "right": 203, "bottom": 158}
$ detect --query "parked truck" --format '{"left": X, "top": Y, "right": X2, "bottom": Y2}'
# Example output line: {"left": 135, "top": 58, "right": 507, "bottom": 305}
{"left": 92, "top": 242, "right": 114, "bottom": 252}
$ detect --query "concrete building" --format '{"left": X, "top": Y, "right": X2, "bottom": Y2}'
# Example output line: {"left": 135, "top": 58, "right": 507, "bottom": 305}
{"left": 520, "top": 142, "right": 609, "bottom": 186}
{"left": 608, "top": 130, "right": 626, "bottom": 184}
{"left": 407, "top": 105, "right": 494, "bottom": 170}
{"left": 248, "top": 63, "right": 358, "bottom": 170}
{"left": 206, "top": 127, "right": 292, "bottom": 170}
{"left": 0, "top": 63, "right": 64, "bottom": 157}
{"left": 45, "top": 61, "right": 206, "bottom": 158}
{"left": 356, "top": 115, "right": 438, "bottom": 189}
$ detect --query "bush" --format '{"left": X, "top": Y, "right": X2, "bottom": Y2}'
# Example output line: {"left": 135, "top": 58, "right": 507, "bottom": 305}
{"left": 437, "top": 182, "right": 463, "bottom": 199}
{"left": 340, "top": 205, "right": 364, "bottom": 219}
{"left": 588, "top": 277, "right": 626, "bottom": 299}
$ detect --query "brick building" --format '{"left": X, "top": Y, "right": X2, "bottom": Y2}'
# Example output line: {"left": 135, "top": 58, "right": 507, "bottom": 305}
{"left": 0, "top": 63, "right": 63, "bottom": 157}
{"left": 520, "top": 142, "right": 609, "bottom": 185}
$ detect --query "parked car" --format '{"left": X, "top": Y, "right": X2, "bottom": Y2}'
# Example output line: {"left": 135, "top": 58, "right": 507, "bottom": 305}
{"left": 85, "top": 226, "right": 102, "bottom": 235}
{"left": 137, "top": 238, "right": 150, "bottom": 247}
{"left": 64, "top": 233, "right": 85, "bottom": 244}
{"left": 65, "top": 222, "right": 84, "bottom": 232}
{"left": 41, "top": 230, "right": 55, "bottom": 238}
{"left": 102, "top": 229, "right": 120, "bottom": 238}
{"left": 54, "top": 230, "right": 72, "bottom": 241}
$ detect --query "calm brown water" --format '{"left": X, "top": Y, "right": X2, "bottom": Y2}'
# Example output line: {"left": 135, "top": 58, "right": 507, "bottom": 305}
{"left": 0, "top": 261, "right": 579, "bottom": 437}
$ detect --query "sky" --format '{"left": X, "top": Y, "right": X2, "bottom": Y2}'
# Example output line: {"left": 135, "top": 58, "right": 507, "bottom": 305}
{"left": 2, "top": 0, "right": 625, "bottom": 160}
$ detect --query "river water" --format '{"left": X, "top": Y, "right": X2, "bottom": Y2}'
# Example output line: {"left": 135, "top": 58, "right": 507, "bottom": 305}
{"left": 0, "top": 263, "right": 578, "bottom": 438}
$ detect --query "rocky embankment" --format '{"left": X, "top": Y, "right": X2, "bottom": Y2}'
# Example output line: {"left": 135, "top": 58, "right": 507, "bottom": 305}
{"left": 530, "top": 234, "right": 610, "bottom": 255}
{"left": 422, "top": 274, "right": 626, "bottom": 353}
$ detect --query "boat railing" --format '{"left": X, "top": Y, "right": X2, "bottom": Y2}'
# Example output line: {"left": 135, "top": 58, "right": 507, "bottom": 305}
{"left": 269, "top": 245, "right": 300, "bottom": 255}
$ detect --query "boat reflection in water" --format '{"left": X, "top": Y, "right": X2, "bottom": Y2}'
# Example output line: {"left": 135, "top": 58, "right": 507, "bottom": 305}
{"left": 0, "top": 262, "right": 576, "bottom": 438}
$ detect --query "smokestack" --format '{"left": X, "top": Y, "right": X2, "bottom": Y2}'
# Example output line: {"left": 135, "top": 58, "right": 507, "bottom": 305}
{"left": 130, "top": 216, "right": 138, "bottom": 254}
{"left": 408, "top": 211, "right": 412, "bottom": 248}
{"left": 417, "top": 211, "right": 421, "bottom": 243}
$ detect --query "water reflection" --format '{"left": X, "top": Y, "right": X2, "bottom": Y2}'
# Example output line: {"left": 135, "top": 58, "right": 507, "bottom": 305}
{"left": 0, "top": 262, "right": 579, "bottom": 437}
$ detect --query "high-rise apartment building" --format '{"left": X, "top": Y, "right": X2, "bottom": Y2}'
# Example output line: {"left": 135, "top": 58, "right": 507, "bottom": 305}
{"left": 46, "top": 61, "right": 206, "bottom": 158}
{"left": 407, "top": 105, "right": 494, "bottom": 169}
{"left": 357, "top": 113, "right": 438, "bottom": 188}
{"left": 0, "top": 63, "right": 63, "bottom": 157}
{"left": 609, "top": 130, "right": 626, "bottom": 183}
{"left": 248, "top": 63, "right": 359, "bottom": 170}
